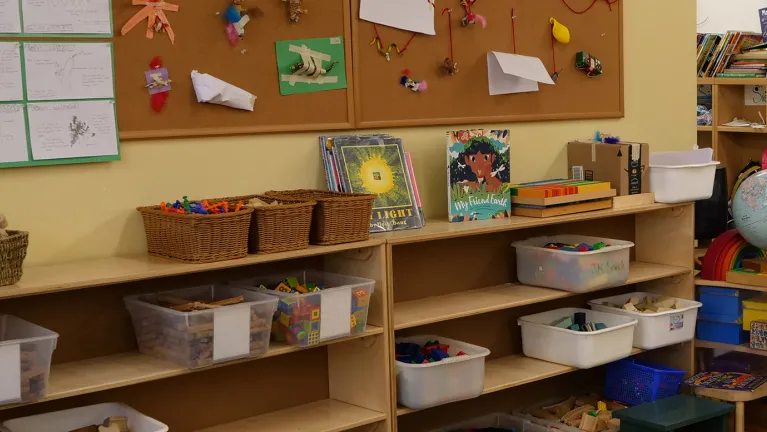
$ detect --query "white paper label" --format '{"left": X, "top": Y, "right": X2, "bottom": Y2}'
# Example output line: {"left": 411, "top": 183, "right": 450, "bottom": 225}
{"left": 0, "top": 104, "right": 29, "bottom": 163}
{"left": 320, "top": 287, "right": 352, "bottom": 340}
{"left": 0, "top": 344, "right": 21, "bottom": 403}
{"left": 213, "top": 306, "right": 250, "bottom": 361}
{"left": 669, "top": 313, "right": 684, "bottom": 331}
{"left": 22, "top": 0, "right": 111, "bottom": 34}
{"left": 24, "top": 42, "right": 114, "bottom": 101}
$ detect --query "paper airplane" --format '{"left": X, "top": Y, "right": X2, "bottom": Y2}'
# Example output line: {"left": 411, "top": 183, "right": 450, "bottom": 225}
{"left": 487, "top": 52, "right": 555, "bottom": 96}
{"left": 360, "top": 0, "right": 435, "bottom": 35}
{"left": 191, "top": 70, "right": 256, "bottom": 111}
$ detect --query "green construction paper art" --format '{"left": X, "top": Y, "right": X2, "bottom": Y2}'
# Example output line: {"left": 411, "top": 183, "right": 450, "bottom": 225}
{"left": 276, "top": 36, "right": 347, "bottom": 96}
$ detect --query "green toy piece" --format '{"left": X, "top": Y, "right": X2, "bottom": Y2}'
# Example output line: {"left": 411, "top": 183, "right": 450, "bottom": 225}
{"left": 286, "top": 276, "right": 299, "bottom": 289}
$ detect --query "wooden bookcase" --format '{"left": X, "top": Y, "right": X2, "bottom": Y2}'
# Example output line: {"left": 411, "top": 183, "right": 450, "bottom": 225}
{"left": 0, "top": 202, "right": 694, "bottom": 432}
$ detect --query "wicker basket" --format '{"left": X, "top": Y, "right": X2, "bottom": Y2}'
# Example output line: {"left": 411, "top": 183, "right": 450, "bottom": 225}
{"left": 0, "top": 231, "right": 28, "bottom": 286}
{"left": 266, "top": 190, "right": 375, "bottom": 245}
{"left": 218, "top": 194, "right": 316, "bottom": 254}
{"left": 137, "top": 202, "right": 254, "bottom": 264}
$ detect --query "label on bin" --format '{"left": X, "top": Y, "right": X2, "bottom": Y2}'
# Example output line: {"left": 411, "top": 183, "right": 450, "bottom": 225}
{"left": 669, "top": 313, "right": 684, "bottom": 331}
{"left": 0, "top": 344, "right": 20, "bottom": 403}
{"left": 213, "top": 306, "right": 251, "bottom": 361}
{"left": 320, "top": 286, "right": 352, "bottom": 340}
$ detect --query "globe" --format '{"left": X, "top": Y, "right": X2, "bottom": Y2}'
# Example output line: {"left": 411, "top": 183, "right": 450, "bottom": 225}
{"left": 733, "top": 170, "right": 767, "bottom": 250}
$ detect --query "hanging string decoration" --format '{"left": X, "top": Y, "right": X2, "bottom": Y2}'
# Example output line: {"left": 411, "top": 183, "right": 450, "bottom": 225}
{"left": 401, "top": 69, "right": 428, "bottom": 92}
{"left": 510, "top": 8, "right": 517, "bottom": 53}
{"left": 370, "top": 24, "right": 416, "bottom": 62}
{"left": 439, "top": 8, "right": 459, "bottom": 76}
{"left": 460, "top": 0, "right": 486, "bottom": 28}
{"left": 548, "top": 17, "right": 570, "bottom": 82}
{"left": 561, "top": 0, "right": 619, "bottom": 14}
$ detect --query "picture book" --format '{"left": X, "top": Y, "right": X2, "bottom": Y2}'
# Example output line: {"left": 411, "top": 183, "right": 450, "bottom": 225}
{"left": 332, "top": 136, "right": 424, "bottom": 232}
{"left": 447, "top": 129, "right": 511, "bottom": 222}
{"left": 685, "top": 371, "right": 767, "bottom": 392}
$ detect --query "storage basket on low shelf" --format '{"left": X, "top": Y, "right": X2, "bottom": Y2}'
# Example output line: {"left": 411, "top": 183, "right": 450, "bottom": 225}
{"left": 0, "top": 231, "right": 28, "bottom": 286}
{"left": 266, "top": 189, "right": 375, "bottom": 245}
{"left": 605, "top": 358, "right": 686, "bottom": 406}
{"left": 219, "top": 194, "right": 316, "bottom": 254}
{"left": 137, "top": 200, "right": 253, "bottom": 263}
{"left": 0, "top": 314, "right": 58, "bottom": 407}
{"left": 1, "top": 403, "right": 168, "bottom": 432}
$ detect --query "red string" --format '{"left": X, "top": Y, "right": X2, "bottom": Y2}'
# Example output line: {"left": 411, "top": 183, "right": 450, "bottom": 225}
{"left": 401, "top": 32, "right": 417, "bottom": 53}
{"left": 510, "top": 8, "right": 517, "bottom": 54}
{"left": 550, "top": 29, "right": 557, "bottom": 72}
{"left": 372, "top": 23, "right": 382, "bottom": 43}
{"left": 442, "top": 8, "right": 454, "bottom": 61}
{"left": 372, "top": 23, "right": 416, "bottom": 55}
{"left": 561, "top": 0, "right": 618, "bottom": 14}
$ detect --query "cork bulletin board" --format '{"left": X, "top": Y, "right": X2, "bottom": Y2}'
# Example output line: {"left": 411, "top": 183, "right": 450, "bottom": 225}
{"left": 113, "top": 0, "right": 354, "bottom": 140}
{"left": 351, "top": 0, "right": 623, "bottom": 129}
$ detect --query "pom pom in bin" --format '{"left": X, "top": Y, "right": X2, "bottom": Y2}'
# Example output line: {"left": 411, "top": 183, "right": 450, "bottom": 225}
{"left": 605, "top": 358, "right": 686, "bottom": 406}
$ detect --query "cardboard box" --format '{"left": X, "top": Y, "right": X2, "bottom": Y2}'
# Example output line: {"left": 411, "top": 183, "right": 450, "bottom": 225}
{"left": 567, "top": 141, "right": 649, "bottom": 196}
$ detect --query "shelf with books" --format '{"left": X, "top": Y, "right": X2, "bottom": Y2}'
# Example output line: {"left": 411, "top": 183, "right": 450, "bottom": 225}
{"left": 696, "top": 340, "right": 767, "bottom": 357}
{"left": 718, "top": 126, "right": 767, "bottom": 133}
{"left": 697, "top": 125, "right": 713, "bottom": 132}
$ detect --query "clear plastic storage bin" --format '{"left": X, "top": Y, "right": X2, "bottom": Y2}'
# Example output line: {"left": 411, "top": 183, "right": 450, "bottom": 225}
{"left": 0, "top": 315, "right": 58, "bottom": 406}
{"left": 2, "top": 403, "right": 168, "bottom": 432}
{"left": 240, "top": 270, "right": 375, "bottom": 347}
{"left": 432, "top": 413, "right": 549, "bottom": 432}
{"left": 125, "top": 285, "right": 278, "bottom": 369}
{"left": 589, "top": 292, "right": 702, "bottom": 349}
{"left": 518, "top": 308, "right": 637, "bottom": 369}
{"left": 512, "top": 235, "right": 634, "bottom": 292}
{"left": 395, "top": 335, "right": 490, "bottom": 410}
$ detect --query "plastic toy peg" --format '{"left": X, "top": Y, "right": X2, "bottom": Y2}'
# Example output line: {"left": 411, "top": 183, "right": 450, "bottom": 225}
{"left": 295, "top": 284, "right": 308, "bottom": 294}
{"left": 550, "top": 18, "right": 570, "bottom": 44}
{"left": 308, "top": 331, "right": 319, "bottom": 345}
{"left": 275, "top": 283, "right": 293, "bottom": 294}
{"left": 286, "top": 276, "right": 299, "bottom": 288}
{"left": 160, "top": 202, "right": 168, "bottom": 212}
{"left": 310, "top": 287, "right": 321, "bottom": 292}
{"left": 457, "top": 351, "right": 467, "bottom": 356}
{"left": 306, "top": 282, "right": 316, "bottom": 289}
{"left": 278, "top": 312, "right": 290, "bottom": 327}
{"left": 310, "top": 307, "right": 320, "bottom": 320}
{"left": 351, "top": 314, "right": 358, "bottom": 327}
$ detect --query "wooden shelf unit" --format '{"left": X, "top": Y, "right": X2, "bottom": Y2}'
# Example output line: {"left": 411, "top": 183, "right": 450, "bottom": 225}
{"left": 696, "top": 340, "right": 767, "bottom": 357}
{"left": 695, "top": 276, "right": 767, "bottom": 294}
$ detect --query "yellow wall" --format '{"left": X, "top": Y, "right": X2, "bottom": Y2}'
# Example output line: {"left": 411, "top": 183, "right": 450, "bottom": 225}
{"left": 1, "top": 0, "right": 696, "bottom": 266}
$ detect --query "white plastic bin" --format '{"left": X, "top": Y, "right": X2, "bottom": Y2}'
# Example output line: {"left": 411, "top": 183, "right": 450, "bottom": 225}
{"left": 589, "top": 292, "right": 702, "bottom": 349}
{"left": 432, "top": 413, "right": 549, "bottom": 432}
{"left": 2, "top": 402, "right": 168, "bottom": 432}
{"left": 240, "top": 270, "right": 375, "bottom": 347}
{"left": 518, "top": 308, "right": 637, "bottom": 369}
{"left": 0, "top": 315, "right": 58, "bottom": 406}
{"left": 125, "top": 285, "right": 278, "bottom": 369}
{"left": 395, "top": 335, "right": 490, "bottom": 410}
{"left": 650, "top": 148, "right": 720, "bottom": 203}
{"left": 512, "top": 235, "right": 634, "bottom": 292}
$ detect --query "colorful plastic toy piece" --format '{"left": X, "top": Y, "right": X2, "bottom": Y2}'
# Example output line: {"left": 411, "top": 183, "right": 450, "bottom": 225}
{"left": 278, "top": 312, "right": 290, "bottom": 327}
{"left": 310, "top": 307, "right": 320, "bottom": 321}
{"left": 308, "top": 331, "right": 320, "bottom": 345}
{"left": 286, "top": 276, "right": 299, "bottom": 288}
{"left": 274, "top": 282, "right": 293, "bottom": 294}
{"left": 353, "top": 289, "right": 369, "bottom": 308}
{"left": 351, "top": 314, "right": 358, "bottom": 327}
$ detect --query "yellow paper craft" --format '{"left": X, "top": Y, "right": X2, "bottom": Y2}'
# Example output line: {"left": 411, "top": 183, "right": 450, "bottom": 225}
{"left": 550, "top": 18, "right": 570, "bottom": 44}
{"left": 122, "top": 0, "right": 180, "bottom": 44}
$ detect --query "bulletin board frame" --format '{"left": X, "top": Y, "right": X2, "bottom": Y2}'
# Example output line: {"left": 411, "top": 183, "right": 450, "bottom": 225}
{"left": 350, "top": 0, "right": 624, "bottom": 130}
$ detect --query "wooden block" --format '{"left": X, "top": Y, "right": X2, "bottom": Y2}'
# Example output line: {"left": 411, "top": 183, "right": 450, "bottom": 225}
{"left": 744, "top": 258, "right": 767, "bottom": 273}
{"left": 579, "top": 414, "right": 599, "bottom": 432}
{"left": 511, "top": 199, "right": 613, "bottom": 218}
{"left": 727, "top": 270, "right": 767, "bottom": 288}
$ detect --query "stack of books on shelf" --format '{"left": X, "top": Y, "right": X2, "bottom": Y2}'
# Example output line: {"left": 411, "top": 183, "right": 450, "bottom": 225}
{"left": 697, "top": 31, "right": 765, "bottom": 78}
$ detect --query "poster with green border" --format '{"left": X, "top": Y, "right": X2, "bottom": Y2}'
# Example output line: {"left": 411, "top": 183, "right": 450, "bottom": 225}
{"left": 276, "top": 36, "right": 347, "bottom": 96}
{"left": 0, "top": 0, "right": 113, "bottom": 38}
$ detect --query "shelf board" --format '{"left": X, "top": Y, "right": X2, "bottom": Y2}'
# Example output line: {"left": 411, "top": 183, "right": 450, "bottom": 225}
{"left": 376, "top": 203, "right": 681, "bottom": 245}
{"left": 715, "top": 78, "right": 767, "bottom": 85}
{"left": 0, "top": 239, "right": 384, "bottom": 301}
{"left": 0, "top": 326, "right": 383, "bottom": 411}
{"left": 697, "top": 126, "right": 713, "bottom": 132}
{"left": 697, "top": 78, "right": 715, "bottom": 85}
{"left": 718, "top": 126, "right": 767, "bottom": 134}
{"left": 397, "top": 348, "right": 643, "bottom": 416}
{"left": 198, "top": 399, "right": 386, "bottom": 432}
{"left": 696, "top": 340, "right": 767, "bottom": 356}
{"left": 393, "top": 262, "right": 690, "bottom": 330}
{"left": 695, "top": 277, "right": 767, "bottom": 294}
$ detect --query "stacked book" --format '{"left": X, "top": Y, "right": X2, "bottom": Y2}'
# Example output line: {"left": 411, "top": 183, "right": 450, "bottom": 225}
{"left": 320, "top": 134, "right": 425, "bottom": 232}
{"left": 697, "top": 31, "right": 764, "bottom": 78}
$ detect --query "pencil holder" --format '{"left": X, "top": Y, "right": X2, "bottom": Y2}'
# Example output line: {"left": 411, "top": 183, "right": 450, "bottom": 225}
{"left": 266, "top": 189, "right": 375, "bottom": 245}
{"left": 0, "top": 231, "right": 28, "bottom": 286}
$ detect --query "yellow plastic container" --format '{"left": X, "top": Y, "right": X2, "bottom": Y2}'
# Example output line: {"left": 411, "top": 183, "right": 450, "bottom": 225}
{"left": 743, "top": 296, "right": 767, "bottom": 330}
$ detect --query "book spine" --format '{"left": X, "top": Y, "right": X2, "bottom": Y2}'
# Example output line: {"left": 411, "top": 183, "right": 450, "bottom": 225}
{"left": 716, "top": 73, "right": 761, "bottom": 77}
{"left": 405, "top": 151, "right": 425, "bottom": 225}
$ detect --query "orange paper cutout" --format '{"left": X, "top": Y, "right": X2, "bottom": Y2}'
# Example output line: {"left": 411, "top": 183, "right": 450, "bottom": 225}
{"left": 121, "top": 0, "right": 179, "bottom": 44}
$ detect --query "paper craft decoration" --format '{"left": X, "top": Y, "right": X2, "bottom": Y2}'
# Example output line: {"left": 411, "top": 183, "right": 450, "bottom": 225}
{"left": 276, "top": 37, "right": 347, "bottom": 96}
{"left": 460, "top": 0, "right": 486, "bottom": 27}
{"left": 550, "top": 18, "right": 570, "bottom": 44}
{"left": 487, "top": 52, "right": 555, "bottom": 95}
{"left": 224, "top": 0, "right": 261, "bottom": 45}
{"left": 575, "top": 51, "right": 602, "bottom": 77}
{"left": 439, "top": 9, "right": 458, "bottom": 76}
{"left": 360, "top": 0, "right": 435, "bottom": 35}
{"left": 283, "top": 0, "right": 307, "bottom": 23}
{"left": 145, "top": 57, "right": 171, "bottom": 112}
{"left": 400, "top": 69, "right": 427, "bottom": 92}
{"left": 191, "top": 70, "right": 255, "bottom": 111}
{"left": 121, "top": 0, "right": 179, "bottom": 44}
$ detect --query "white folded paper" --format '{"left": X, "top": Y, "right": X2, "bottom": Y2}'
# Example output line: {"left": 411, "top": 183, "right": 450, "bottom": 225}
{"left": 360, "top": 0, "right": 435, "bottom": 35}
{"left": 191, "top": 70, "right": 256, "bottom": 111}
{"left": 487, "top": 52, "right": 555, "bottom": 96}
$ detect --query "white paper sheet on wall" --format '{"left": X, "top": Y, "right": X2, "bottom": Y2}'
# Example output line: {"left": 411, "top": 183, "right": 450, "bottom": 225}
{"left": 28, "top": 100, "right": 118, "bottom": 160}
{"left": 0, "top": 42, "right": 23, "bottom": 102}
{"left": 24, "top": 42, "right": 114, "bottom": 101}
{"left": 360, "top": 0, "right": 435, "bottom": 35}
{"left": 320, "top": 286, "right": 352, "bottom": 340}
{"left": 487, "top": 52, "right": 555, "bottom": 96}
{"left": 0, "top": 344, "right": 21, "bottom": 404}
{"left": 22, "top": 0, "right": 111, "bottom": 35}
{"left": 0, "top": 104, "right": 29, "bottom": 163}
{"left": 0, "top": 0, "right": 21, "bottom": 34}
{"left": 213, "top": 306, "right": 251, "bottom": 361}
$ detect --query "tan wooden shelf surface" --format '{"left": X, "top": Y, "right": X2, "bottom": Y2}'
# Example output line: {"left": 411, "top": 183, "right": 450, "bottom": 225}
{"left": 697, "top": 126, "right": 713, "bottom": 132}
{"left": 393, "top": 262, "right": 690, "bottom": 330}
{"left": 695, "top": 277, "right": 767, "bottom": 294}
{"left": 696, "top": 340, "right": 767, "bottom": 356}
{"left": 198, "top": 399, "right": 387, "bottom": 432}
{"left": 718, "top": 126, "right": 767, "bottom": 134}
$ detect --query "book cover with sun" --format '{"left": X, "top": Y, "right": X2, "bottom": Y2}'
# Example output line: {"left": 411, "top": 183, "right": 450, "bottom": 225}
{"left": 447, "top": 129, "right": 511, "bottom": 222}
{"left": 335, "top": 138, "right": 423, "bottom": 232}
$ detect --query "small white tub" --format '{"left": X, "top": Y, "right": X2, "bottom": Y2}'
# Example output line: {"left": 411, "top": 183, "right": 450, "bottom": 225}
{"left": 650, "top": 148, "right": 720, "bottom": 203}
{"left": 518, "top": 308, "right": 637, "bottom": 369}
{"left": 512, "top": 235, "right": 634, "bottom": 293}
{"left": 589, "top": 292, "right": 702, "bottom": 350}
{"left": 395, "top": 335, "right": 490, "bottom": 410}
{"left": 2, "top": 403, "right": 168, "bottom": 432}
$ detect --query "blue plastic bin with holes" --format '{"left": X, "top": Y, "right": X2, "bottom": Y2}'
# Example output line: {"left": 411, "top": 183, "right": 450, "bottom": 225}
{"left": 605, "top": 358, "right": 686, "bottom": 406}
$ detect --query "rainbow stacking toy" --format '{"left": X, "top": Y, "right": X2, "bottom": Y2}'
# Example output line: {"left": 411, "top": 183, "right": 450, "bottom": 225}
{"left": 701, "top": 229, "right": 767, "bottom": 281}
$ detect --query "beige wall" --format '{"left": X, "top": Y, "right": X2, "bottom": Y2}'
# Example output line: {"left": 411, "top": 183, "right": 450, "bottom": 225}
{"left": 1, "top": 0, "right": 697, "bottom": 266}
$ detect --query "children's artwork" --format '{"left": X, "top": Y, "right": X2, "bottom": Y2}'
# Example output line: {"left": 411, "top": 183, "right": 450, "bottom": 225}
{"left": 27, "top": 100, "right": 119, "bottom": 161}
{"left": 745, "top": 85, "right": 766, "bottom": 106}
{"left": 282, "top": 0, "right": 306, "bottom": 23}
{"left": 459, "top": 0, "right": 485, "bottom": 27}
{"left": 0, "top": 0, "right": 20, "bottom": 34}
{"left": 400, "top": 69, "right": 427, "bottom": 92}
{"left": 145, "top": 57, "right": 171, "bottom": 113}
{"left": 21, "top": 0, "right": 111, "bottom": 35}
{"left": 276, "top": 37, "right": 346, "bottom": 96}
{"left": 360, "top": 0, "right": 435, "bottom": 35}
{"left": 191, "top": 70, "right": 255, "bottom": 111}
{"left": 0, "top": 104, "right": 29, "bottom": 163}
{"left": 487, "top": 52, "right": 555, "bottom": 95}
{"left": 575, "top": 51, "right": 603, "bottom": 77}
{"left": 0, "top": 42, "right": 22, "bottom": 102}
{"left": 224, "top": 0, "right": 261, "bottom": 45}
{"left": 23, "top": 42, "right": 114, "bottom": 101}
{"left": 448, "top": 129, "right": 511, "bottom": 222}
{"left": 121, "top": 0, "right": 179, "bottom": 44}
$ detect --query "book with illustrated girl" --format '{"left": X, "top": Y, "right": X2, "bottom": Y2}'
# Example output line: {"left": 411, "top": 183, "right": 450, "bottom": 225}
{"left": 447, "top": 129, "right": 511, "bottom": 222}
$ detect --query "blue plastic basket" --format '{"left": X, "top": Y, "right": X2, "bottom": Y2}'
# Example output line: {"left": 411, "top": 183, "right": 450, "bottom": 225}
{"left": 605, "top": 359, "right": 686, "bottom": 406}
